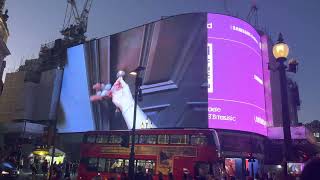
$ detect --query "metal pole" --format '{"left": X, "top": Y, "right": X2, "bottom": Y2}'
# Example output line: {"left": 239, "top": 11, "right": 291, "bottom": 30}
{"left": 18, "top": 120, "right": 27, "bottom": 170}
{"left": 128, "top": 72, "right": 140, "bottom": 180}
{"left": 251, "top": 160, "right": 254, "bottom": 178}
{"left": 242, "top": 158, "right": 246, "bottom": 180}
{"left": 278, "top": 58, "right": 292, "bottom": 179}
{"left": 49, "top": 120, "right": 57, "bottom": 180}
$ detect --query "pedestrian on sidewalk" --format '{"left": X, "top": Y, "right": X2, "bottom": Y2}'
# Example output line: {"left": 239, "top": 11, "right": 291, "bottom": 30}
{"left": 42, "top": 159, "right": 48, "bottom": 178}
{"left": 64, "top": 161, "right": 71, "bottom": 179}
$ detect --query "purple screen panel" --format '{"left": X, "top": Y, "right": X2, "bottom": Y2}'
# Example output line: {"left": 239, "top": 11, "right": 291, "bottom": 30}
{"left": 207, "top": 14, "right": 268, "bottom": 136}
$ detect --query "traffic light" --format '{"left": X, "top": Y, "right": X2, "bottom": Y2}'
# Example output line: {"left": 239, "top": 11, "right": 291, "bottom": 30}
{"left": 121, "top": 135, "right": 130, "bottom": 148}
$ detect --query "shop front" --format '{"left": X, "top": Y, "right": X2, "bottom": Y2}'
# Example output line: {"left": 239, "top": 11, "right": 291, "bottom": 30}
{"left": 224, "top": 157, "right": 260, "bottom": 178}
{"left": 264, "top": 126, "right": 320, "bottom": 178}
{"left": 30, "top": 146, "right": 65, "bottom": 166}
{"left": 216, "top": 130, "right": 266, "bottom": 179}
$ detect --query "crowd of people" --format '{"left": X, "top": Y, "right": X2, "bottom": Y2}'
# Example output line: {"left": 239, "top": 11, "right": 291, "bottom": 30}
{"left": 0, "top": 144, "right": 81, "bottom": 179}
{"left": 29, "top": 159, "right": 79, "bottom": 179}
{"left": 2, "top": 144, "right": 320, "bottom": 179}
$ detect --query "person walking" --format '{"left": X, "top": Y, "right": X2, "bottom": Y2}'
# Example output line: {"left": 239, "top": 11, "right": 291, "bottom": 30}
{"left": 64, "top": 161, "right": 71, "bottom": 179}
{"left": 30, "top": 162, "right": 37, "bottom": 180}
{"left": 42, "top": 159, "right": 48, "bottom": 178}
{"left": 72, "top": 162, "right": 78, "bottom": 176}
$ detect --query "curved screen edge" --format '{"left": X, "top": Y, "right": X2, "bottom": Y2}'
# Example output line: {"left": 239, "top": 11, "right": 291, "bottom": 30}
{"left": 207, "top": 13, "right": 268, "bottom": 136}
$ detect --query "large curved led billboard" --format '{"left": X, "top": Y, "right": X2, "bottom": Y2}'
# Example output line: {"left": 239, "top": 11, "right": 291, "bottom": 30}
{"left": 207, "top": 14, "right": 268, "bottom": 135}
{"left": 58, "top": 13, "right": 270, "bottom": 136}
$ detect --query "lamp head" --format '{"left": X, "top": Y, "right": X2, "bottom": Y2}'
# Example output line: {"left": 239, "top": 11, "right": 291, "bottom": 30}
{"left": 273, "top": 33, "right": 289, "bottom": 59}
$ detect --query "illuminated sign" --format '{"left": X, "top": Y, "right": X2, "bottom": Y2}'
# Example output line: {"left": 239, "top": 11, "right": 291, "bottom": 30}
{"left": 207, "top": 14, "right": 268, "bottom": 136}
{"left": 58, "top": 44, "right": 95, "bottom": 132}
{"left": 59, "top": 13, "right": 271, "bottom": 135}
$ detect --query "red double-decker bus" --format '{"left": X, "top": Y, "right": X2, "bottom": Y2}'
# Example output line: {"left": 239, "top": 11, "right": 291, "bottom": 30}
{"left": 77, "top": 129, "right": 222, "bottom": 180}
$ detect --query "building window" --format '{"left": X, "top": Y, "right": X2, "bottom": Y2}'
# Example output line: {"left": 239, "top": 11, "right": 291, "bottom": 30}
{"left": 314, "top": 132, "right": 320, "bottom": 138}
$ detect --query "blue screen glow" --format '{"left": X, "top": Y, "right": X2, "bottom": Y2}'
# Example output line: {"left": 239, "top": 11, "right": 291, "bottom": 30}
{"left": 58, "top": 44, "right": 95, "bottom": 132}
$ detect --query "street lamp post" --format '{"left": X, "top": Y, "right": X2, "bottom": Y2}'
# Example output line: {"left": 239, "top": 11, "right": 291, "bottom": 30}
{"left": 128, "top": 66, "right": 145, "bottom": 180}
{"left": 272, "top": 33, "right": 292, "bottom": 179}
{"left": 49, "top": 119, "right": 57, "bottom": 180}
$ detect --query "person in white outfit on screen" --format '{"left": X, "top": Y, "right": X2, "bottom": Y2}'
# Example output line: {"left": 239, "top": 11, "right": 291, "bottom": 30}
{"left": 90, "top": 77, "right": 156, "bottom": 129}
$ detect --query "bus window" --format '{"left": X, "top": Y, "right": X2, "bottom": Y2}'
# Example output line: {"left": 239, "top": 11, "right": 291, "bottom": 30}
{"left": 136, "top": 160, "right": 155, "bottom": 174}
{"left": 129, "top": 135, "right": 139, "bottom": 144}
{"left": 191, "top": 135, "right": 208, "bottom": 145}
{"left": 96, "top": 135, "right": 108, "bottom": 144}
{"left": 158, "top": 134, "right": 169, "bottom": 144}
{"left": 139, "top": 135, "right": 157, "bottom": 144}
{"left": 145, "top": 160, "right": 155, "bottom": 174}
{"left": 170, "top": 135, "right": 189, "bottom": 144}
{"left": 87, "top": 158, "right": 98, "bottom": 171}
{"left": 136, "top": 160, "right": 146, "bottom": 172}
{"left": 98, "top": 158, "right": 106, "bottom": 172}
{"left": 124, "top": 159, "right": 129, "bottom": 173}
{"left": 87, "top": 135, "right": 96, "bottom": 143}
{"left": 110, "top": 159, "right": 124, "bottom": 173}
{"left": 108, "top": 135, "right": 121, "bottom": 144}
{"left": 102, "top": 135, "right": 109, "bottom": 143}
{"left": 105, "top": 159, "right": 112, "bottom": 173}
{"left": 147, "top": 135, "right": 157, "bottom": 144}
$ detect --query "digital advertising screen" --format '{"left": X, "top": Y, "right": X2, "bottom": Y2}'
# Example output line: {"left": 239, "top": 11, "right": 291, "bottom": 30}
{"left": 207, "top": 14, "right": 268, "bottom": 136}
{"left": 287, "top": 163, "right": 304, "bottom": 175}
{"left": 84, "top": 13, "right": 208, "bottom": 130}
{"left": 57, "top": 13, "right": 271, "bottom": 135}
{"left": 57, "top": 44, "right": 95, "bottom": 132}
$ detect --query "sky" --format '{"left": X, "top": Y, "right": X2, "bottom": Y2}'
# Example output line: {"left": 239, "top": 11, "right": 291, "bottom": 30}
{"left": 3, "top": 0, "right": 320, "bottom": 123}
